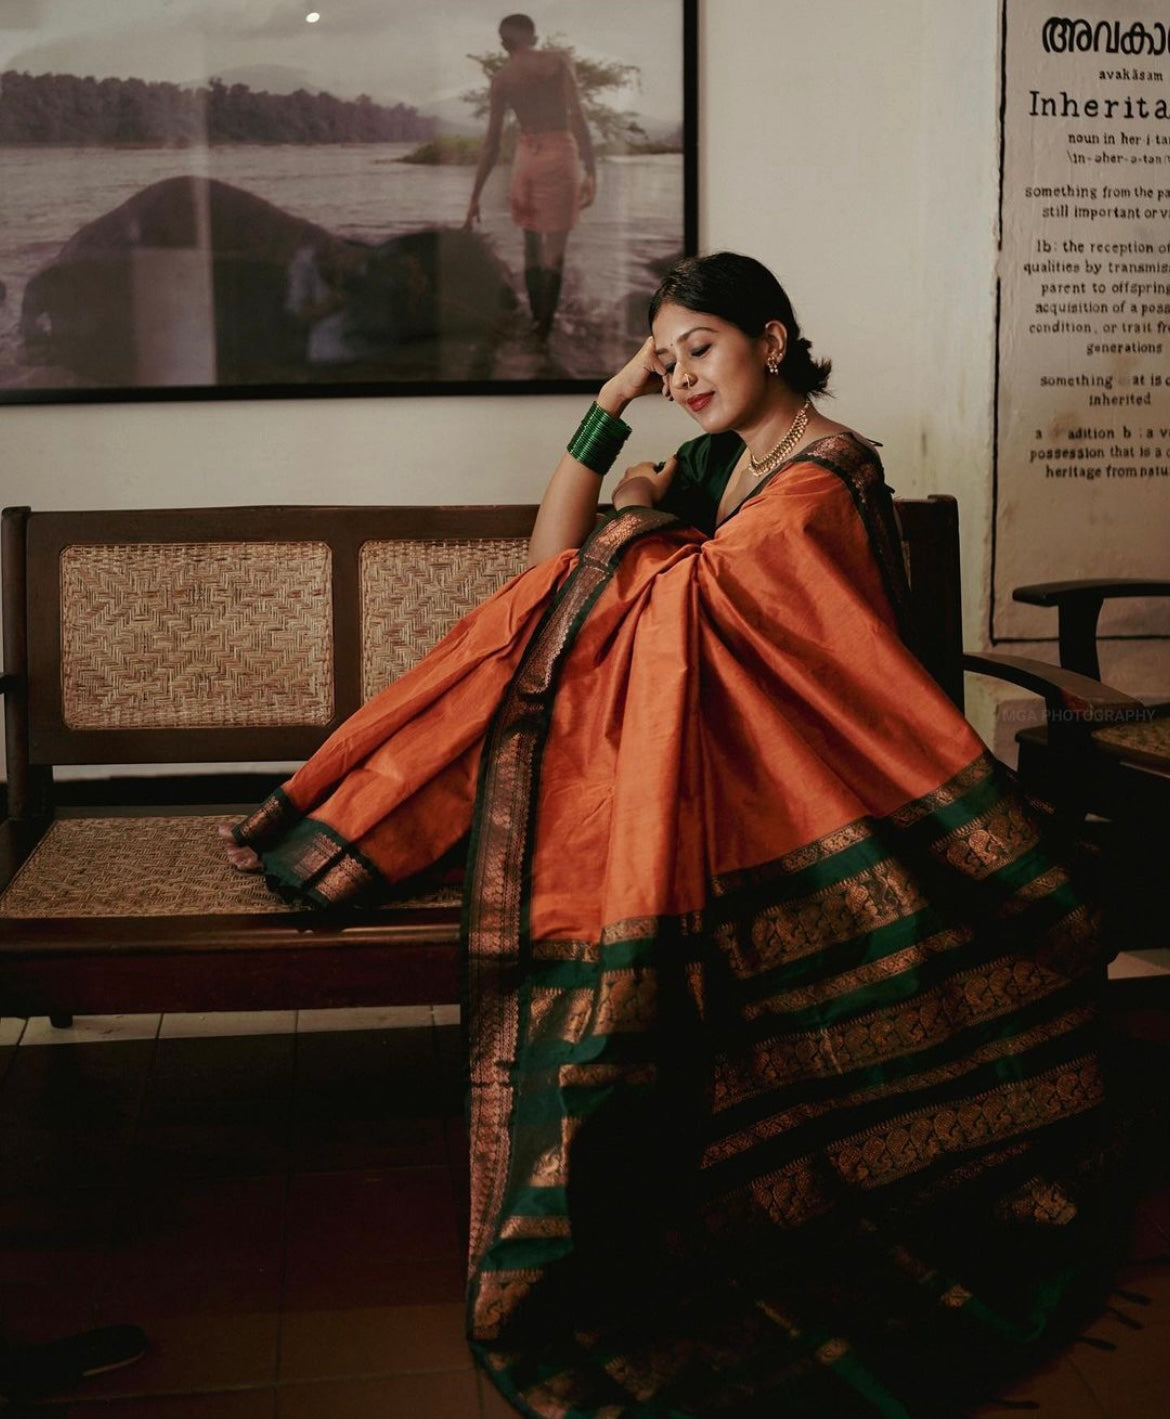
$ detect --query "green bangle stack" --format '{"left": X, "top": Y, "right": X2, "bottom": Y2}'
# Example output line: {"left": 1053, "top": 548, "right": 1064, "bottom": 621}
{"left": 567, "top": 402, "right": 631, "bottom": 476}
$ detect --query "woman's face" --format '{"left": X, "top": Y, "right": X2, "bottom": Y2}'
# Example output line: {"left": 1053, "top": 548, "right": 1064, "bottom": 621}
{"left": 650, "top": 301, "right": 774, "bottom": 434}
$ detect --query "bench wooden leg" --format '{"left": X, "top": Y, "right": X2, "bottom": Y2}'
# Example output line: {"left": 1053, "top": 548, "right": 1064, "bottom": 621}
{"left": 49, "top": 1014, "right": 74, "bottom": 1029}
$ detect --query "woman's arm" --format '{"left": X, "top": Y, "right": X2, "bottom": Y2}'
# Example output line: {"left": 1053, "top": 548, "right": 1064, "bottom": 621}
{"left": 464, "top": 78, "right": 506, "bottom": 227}
{"left": 611, "top": 456, "right": 679, "bottom": 513}
{"left": 562, "top": 58, "right": 596, "bottom": 208}
{"left": 526, "top": 337, "right": 673, "bottom": 566}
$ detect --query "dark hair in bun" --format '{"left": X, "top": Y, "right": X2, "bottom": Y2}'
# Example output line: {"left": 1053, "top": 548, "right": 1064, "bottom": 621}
{"left": 649, "top": 251, "right": 832, "bottom": 397}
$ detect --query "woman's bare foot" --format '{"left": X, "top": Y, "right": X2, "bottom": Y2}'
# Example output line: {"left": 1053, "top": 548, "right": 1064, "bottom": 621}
{"left": 217, "top": 822, "right": 262, "bottom": 873}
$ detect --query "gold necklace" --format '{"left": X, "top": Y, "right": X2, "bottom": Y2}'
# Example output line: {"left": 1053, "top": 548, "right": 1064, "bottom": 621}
{"left": 747, "top": 399, "right": 812, "bottom": 479}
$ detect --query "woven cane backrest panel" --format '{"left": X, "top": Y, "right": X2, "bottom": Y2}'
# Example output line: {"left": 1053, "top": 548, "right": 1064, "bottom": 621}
{"left": 59, "top": 542, "right": 334, "bottom": 730}
{"left": 360, "top": 537, "right": 528, "bottom": 699}
{"left": 0, "top": 816, "right": 462, "bottom": 918}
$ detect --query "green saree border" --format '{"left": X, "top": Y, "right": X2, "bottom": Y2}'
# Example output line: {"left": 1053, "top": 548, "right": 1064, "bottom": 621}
{"left": 253, "top": 815, "right": 388, "bottom": 908}
{"left": 235, "top": 785, "right": 391, "bottom": 908}
{"left": 461, "top": 506, "right": 683, "bottom": 1282}
{"left": 797, "top": 440, "right": 918, "bottom": 652}
{"left": 232, "top": 784, "right": 295, "bottom": 848}
{"left": 458, "top": 504, "right": 1111, "bottom": 1418}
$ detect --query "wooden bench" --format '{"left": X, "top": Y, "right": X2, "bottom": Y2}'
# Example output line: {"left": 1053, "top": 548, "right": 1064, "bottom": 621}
{"left": 0, "top": 505, "right": 536, "bottom": 1020}
{"left": 0, "top": 497, "right": 1120, "bottom": 1024}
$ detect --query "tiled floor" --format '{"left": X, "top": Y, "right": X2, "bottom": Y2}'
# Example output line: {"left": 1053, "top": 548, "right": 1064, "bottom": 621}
{"left": 0, "top": 1007, "right": 479, "bottom": 1418}
{"left": 0, "top": 989, "right": 1167, "bottom": 1419}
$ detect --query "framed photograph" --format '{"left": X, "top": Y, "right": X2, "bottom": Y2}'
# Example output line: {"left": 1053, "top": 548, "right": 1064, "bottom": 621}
{"left": 0, "top": 1, "right": 697, "bottom": 404}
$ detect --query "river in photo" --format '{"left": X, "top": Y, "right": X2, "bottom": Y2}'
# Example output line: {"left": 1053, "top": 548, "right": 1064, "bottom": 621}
{"left": 0, "top": 141, "right": 685, "bottom": 390}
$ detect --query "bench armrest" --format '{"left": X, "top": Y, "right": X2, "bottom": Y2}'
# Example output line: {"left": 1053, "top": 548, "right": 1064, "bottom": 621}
{"left": 962, "top": 651, "right": 1147, "bottom": 749}
{"left": 1009, "top": 580, "right": 1170, "bottom": 680}
{"left": 1012, "top": 579, "right": 1170, "bottom": 606}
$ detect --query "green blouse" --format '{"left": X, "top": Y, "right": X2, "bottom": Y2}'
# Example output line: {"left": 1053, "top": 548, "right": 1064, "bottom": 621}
{"left": 655, "top": 430, "right": 744, "bottom": 536}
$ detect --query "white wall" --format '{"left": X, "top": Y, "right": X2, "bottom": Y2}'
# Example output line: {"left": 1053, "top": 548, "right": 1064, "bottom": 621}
{"left": 0, "top": 2, "right": 1033, "bottom": 754}
{"left": 703, "top": 1, "right": 1000, "bottom": 648}
{"left": 2, "top": 3, "right": 1001, "bottom": 508}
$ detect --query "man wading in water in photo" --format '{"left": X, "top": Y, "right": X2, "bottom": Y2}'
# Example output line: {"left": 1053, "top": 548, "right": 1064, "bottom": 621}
{"left": 464, "top": 13, "right": 596, "bottom": 341}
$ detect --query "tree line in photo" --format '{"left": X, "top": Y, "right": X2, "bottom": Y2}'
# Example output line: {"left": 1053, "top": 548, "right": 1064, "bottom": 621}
{"left": 0, "top": 70, "right": 436, "bottom": 145}
{"left": 405, "top": 39, "right": 679, "bottom": 166}
{"left": 0, "top": 39, "right": 680, "bottom": 158}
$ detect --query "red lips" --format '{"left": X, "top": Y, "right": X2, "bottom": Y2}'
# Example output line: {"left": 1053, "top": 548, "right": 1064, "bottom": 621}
{"left": 686, "top": 392, "right": 713, "bottom": 412}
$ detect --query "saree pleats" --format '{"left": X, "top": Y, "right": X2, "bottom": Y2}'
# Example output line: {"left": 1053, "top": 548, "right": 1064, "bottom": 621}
{"left": 233, "top": 549, "right": 571, "bottom": 903}
{"left": 237, "top": 437, "right": 1113, "bottom": 1417}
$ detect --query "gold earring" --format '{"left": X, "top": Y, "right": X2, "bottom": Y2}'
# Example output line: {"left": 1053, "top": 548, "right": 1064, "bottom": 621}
{"left": 765, "top": 352, "right": 782, "bottom": 376}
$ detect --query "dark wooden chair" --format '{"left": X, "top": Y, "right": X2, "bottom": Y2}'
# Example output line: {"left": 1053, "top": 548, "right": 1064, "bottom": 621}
{"left": 1005, "top": 579, "right": 1170, "bottom": 960}
{"left": 1009, "top": 579, "right": 1170, "bottom": 823}
{"left": 893, "top": 499, "right": 1147, "bottom": 731}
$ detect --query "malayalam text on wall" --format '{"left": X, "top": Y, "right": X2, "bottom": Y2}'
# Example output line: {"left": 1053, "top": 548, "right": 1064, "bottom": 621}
{"left": 996, "top": 3, "right": 1170, "bottom": 640}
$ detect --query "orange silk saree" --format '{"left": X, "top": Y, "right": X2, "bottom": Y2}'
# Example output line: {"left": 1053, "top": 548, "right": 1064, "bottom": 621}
{"left": 236, "top": 435, "right": 1113, "bottom": 1417}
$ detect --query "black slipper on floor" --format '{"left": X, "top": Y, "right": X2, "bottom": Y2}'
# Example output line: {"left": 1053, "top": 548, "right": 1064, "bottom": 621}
{"left": 0, "top": 1324, "right": 148, "bottom": 1399}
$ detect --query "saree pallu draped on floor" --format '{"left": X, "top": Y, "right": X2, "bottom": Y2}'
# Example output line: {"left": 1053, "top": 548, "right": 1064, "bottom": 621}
{"left": 236, "top": 437, "right": 1113, "bottom": 1418}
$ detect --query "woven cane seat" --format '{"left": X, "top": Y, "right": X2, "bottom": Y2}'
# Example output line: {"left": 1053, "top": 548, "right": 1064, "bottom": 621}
{"left": 0, "top": 817, "right": 461, "bottom": 919}
{"left": 360, "top": 537, "right": 528, "bottom": 698}
{"left": 59, "top": 541, "right": 335, "bottom": 730}
{"left": 1092, "top": 714, "right": 1170, "bottom": 774}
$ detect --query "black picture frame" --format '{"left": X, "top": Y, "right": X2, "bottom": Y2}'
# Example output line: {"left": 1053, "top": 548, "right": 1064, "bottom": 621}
{"left": 0, "top": 0, "right": 698, "bottom": 405}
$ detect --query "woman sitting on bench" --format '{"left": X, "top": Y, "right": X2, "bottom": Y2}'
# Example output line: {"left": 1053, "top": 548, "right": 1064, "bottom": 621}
{"left": 224, "top": 252, "right": 1117, "bottom": 1419}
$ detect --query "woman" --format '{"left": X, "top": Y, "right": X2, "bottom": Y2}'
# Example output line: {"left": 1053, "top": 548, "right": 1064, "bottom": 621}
{"left": 226, "top": 254, "right": 1117, "bottom": 1418}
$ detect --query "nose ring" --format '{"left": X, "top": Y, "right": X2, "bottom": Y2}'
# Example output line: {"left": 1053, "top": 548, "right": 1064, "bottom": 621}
{"left": 681, "top": 371, "right": 693, "bottom": 389}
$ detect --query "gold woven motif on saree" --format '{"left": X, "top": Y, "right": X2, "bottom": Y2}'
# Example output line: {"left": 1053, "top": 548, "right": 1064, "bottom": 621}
{"left": 0, "top": 817, "right": 461, "bottom": 918}
{"left": 360, "top": 538, "right": 528, "bottom": 698}
{"left": 60, "top": 542, "right": 334, "bottom": 729}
